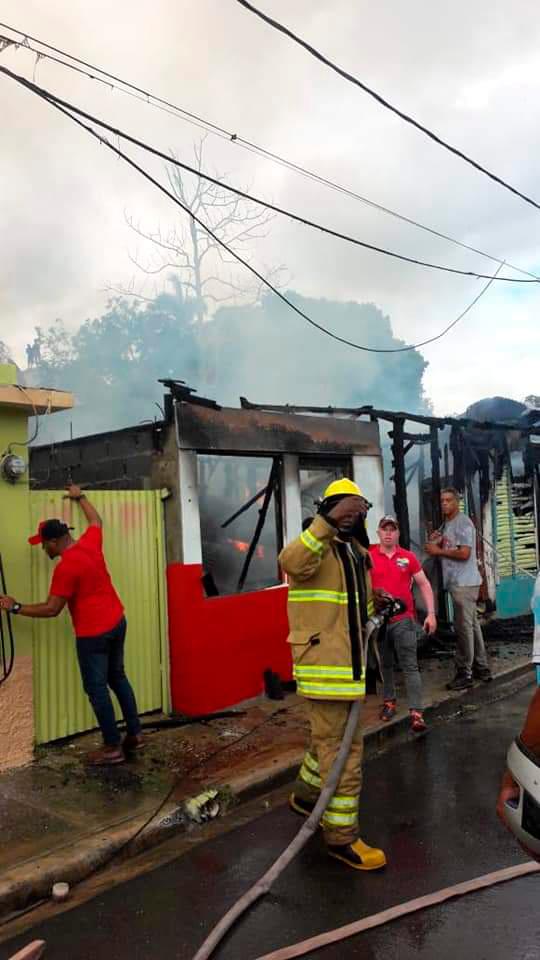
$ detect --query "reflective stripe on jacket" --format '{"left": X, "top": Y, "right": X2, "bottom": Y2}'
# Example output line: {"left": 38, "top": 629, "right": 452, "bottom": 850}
{"left": 279, "top": 515, "right": 374, "bottom": 701}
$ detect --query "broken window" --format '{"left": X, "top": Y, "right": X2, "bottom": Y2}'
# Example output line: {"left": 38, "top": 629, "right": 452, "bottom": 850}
{"left": 299, "top": 459, "right": 350, "bottom": 526}
{"left": 198, "top": 454, "right": 282, "bottom": 596}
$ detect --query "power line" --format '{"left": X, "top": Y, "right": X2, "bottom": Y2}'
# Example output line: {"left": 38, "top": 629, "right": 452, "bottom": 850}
{"left": 0, "top": 23, "right": 537, "bottom": 281}
{"left": 0, "top": 65, "right": 503, "bottom": 355}
{"left": 233, "top": 0, "right": 540, "bottom": 214}
{"left": 0, "top": 64, "right": 535, "bottom": 286}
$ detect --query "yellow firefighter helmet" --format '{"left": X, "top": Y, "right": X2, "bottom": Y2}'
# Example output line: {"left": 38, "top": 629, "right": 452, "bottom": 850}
{"left": 323, "top": 478, "right": 365, "bottom": 499}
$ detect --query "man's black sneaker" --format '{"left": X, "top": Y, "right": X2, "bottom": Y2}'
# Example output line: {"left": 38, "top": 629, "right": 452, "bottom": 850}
{"left": 473, "top": 667, "right": 493, "bottom": 683}
{"left": 446, "top": 672, "right": 473, "bottom": 691}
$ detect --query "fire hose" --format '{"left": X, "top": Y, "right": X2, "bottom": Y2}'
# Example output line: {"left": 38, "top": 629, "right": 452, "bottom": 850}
{"left": 252, "top": 860, "right": 540, "bottom": 960}
{"left": 192, "top": 691, "right": 364, "bottom": 960}
{"left": 7, "top": 602, "right": 538, "bottom": 960}
{"left": 191, "top": 604, "right": 395, "bottom": 960}
{"left": 191, "top": 596, "right": 540, "bottom": 960}
{"left": 9, "top": 864, "right": 540, "bottom": 960}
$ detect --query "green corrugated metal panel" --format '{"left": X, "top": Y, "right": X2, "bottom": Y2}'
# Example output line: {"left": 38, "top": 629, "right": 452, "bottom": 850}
{"left": 495, "top": 469, "right": 514, "bottom": 579}
{"left": 510, "top": 481, "right": 538, "bottom": 573}
{"left": 30, "top": 490, "right": 167, "bottom": 743}
{"left": 494, "top": 467, "right": 538, "bottom": 582}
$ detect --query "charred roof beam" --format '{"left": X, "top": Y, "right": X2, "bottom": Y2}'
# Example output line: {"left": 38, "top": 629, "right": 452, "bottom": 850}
{"left": 240, "top": 398, "right": 540, "bottom": 436}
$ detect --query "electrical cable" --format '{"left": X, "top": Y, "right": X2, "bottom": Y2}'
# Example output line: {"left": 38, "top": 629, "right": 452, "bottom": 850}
{"left": 233, "top": 0, "right": 540, "bottom": 214}
{"left": 1, "top": 385, "right": 44, "bottom": 488}
{"left": 9, "top": 385, "right": 41, "bottom": 446}
{"left": 109, "top": 707, "right": 289, "bottom": 865}
{"left": 0, "top": 555, "right": 15, "bottom": 687}
{"left": 0, "top": 65, "right": 506, "bottom": 354}
{"left": 0, "top": 65, "right": 535, "bottom": 286}
{"left": 0, "top": 25, "right": 537, "bottom": 281}
{"left": 0, "top": 705, "right": 290, "bottom": 932}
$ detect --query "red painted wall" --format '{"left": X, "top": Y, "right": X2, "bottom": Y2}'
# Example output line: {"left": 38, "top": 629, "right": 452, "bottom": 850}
{"left": 167, "top": 563, "right": 292, "bottom": 715}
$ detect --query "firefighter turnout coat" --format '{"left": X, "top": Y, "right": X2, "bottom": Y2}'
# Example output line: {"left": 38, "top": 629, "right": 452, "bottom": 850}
{"left": 279, "top": 515, "right": 374, "bottom": 701}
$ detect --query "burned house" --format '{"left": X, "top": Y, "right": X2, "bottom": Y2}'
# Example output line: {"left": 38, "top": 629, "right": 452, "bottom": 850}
{"left": 28, "top": 383, "right": 539, "bottom": 742}
{"left": 357, "top": 395, "right": 540, "bottom": 620}
{"left": 30, "top": 381, "right": 384, "bottom": 726}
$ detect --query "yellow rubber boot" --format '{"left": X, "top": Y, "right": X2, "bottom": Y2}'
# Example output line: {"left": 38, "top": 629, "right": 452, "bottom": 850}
{"left": 327, "top": 837, "right": 387, "bottom": 871}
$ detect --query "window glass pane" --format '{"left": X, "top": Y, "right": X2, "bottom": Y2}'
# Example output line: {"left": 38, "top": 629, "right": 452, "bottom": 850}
{"left": 198, "top": 455, "right": 281, "bottom": 596}
{"left": 299, "top": 461, "right": 349, "bottom": 525}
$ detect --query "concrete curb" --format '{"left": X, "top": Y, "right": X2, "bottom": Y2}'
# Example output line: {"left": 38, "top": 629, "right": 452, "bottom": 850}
{"left": 0, "top": 662, "right": 534, "bottom": 920}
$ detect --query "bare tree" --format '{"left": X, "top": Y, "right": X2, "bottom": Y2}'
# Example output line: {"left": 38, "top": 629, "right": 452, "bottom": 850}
{"left": 117, "top": 138, "right": 285, "bottom": 323}
{"left": 0, "top": 340, "right": 13, "bottom": 365}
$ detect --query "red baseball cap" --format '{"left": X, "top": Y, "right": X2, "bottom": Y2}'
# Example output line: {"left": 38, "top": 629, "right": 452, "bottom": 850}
{"left": 28, "top": 519, "right": 73, "bottom": 545}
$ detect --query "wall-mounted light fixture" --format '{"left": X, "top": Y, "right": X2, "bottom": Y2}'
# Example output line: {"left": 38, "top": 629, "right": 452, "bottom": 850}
{"left": 1, "top": 453, "right": 27, "bottom": 483}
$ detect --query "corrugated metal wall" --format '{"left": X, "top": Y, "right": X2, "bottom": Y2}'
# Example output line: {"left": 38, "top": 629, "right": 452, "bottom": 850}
{"left": 494, "top": 468, "right": 538, "bottom": 578}
{"left": 493, "top": 467, "right": 538, "bottom": 618}
{"left": 494, "top": 471, "right": 514, "bottom": 578}
{"left": 30, "top": 490, "right": 168, "bottom": 743}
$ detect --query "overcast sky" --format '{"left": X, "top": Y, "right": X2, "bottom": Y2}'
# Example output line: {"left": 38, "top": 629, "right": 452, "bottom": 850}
{"left": 1, "top": 0, "right": 539, "bottom": 414}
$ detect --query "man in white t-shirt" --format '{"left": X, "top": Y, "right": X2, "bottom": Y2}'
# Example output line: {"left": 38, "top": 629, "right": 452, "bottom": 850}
{"left": 425, "top": 487, "right": 492, "bottom": 690}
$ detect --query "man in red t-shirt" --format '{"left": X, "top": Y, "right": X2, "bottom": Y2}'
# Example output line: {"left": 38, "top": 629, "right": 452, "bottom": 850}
{"left": 369, "top": 516, "right": 437, "bottom": 733}
{"left": 0, "top": 485, "right": 142, "bottom": 765}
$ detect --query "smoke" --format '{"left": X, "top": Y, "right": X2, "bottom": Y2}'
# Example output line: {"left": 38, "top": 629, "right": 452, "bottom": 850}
{"left": 201, "top": 291, "right": 430, "bottom": 413}
{"left": 1, "top": 0, "right": 539, "bottom": 416}
{"left": 20, "top": 285, "right": 430, "bottom": 446}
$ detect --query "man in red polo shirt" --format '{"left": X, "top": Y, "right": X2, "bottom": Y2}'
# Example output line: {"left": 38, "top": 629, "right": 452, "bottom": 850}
{"left": 369, "top": 516, "right": 437, "bottom": 733}
{"left": 0, "top": 485, "right": 142, "bottom": 765}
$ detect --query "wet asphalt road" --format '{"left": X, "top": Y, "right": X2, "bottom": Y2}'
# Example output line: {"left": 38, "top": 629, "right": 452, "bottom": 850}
{"left": 3, "top": 687, "right": 540, "bottom": 960}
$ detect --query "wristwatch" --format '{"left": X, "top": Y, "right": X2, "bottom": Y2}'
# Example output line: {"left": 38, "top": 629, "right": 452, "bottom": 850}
{"left": 10, "top": 602, "right": 22, "bottom": 614}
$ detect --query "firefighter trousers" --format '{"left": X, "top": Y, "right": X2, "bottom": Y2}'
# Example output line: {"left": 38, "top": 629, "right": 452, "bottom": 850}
{"left": 294, "top": 699, "right": 363, "bottom": 846}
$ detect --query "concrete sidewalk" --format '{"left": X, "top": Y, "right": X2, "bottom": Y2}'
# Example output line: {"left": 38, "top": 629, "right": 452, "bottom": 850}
{"left": 0, "top": 644, "right": 533, "bottom": 919}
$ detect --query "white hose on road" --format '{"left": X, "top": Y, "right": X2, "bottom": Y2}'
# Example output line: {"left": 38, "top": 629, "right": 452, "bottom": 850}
{"left": 191, "top": 697, "right": 363, "bottom": 960}
{"left": 191, "top": 611, "right": 539, "bottom": 960}
{"left": 8, "top": 941, "right": 46, "bottom": 960}
{"left": 253, "top": 860, "right": 540, "bottom": 960}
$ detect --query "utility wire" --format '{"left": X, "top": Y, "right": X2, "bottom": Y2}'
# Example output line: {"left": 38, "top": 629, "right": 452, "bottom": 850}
{"left": 0, "top": 65, "right": 535, "bottom": 286}
{"left": 234, "top": 0, "right": 540, "bottom": 214}
{"left": 1, "top": 66, "right": 503, "bottom": 355}
{"left": 0, "top": 23, "right": 537, "bottom": 281}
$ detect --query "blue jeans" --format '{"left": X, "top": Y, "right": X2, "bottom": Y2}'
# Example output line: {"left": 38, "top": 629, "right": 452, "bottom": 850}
{"left": 382, "top": 617, "right": 423, "bottom": 711}
{"left": 76, "top": 618, "right": 141, "bottom": 747}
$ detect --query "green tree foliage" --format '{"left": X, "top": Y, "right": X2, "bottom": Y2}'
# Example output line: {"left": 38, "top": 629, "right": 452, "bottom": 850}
{"left": 25, "top": 282, "right": 199, "bottom": 441}
{"left": 0, "top": 340, "right": 14, "bottom": 364}
{"left": 21, "top": 286, "right": 430, "bottom": 443}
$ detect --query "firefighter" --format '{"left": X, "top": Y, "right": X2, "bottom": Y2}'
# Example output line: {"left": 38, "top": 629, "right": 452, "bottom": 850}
{"left": 279, "top": 478, "right": 386, "bottom": 871}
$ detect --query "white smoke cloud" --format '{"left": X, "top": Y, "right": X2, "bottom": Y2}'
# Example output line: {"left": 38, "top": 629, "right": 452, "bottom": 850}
{"left": 0, "top": 0, "right": 539, "bottom": 414}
